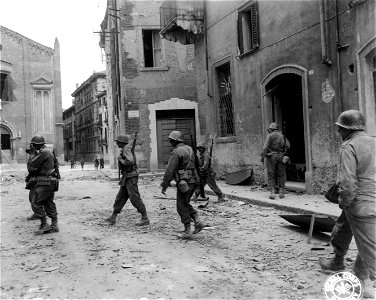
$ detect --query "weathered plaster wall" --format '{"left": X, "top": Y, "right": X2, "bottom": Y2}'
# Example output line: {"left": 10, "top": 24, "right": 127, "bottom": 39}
{"left": 203, "top": 0, "right": 375, "bottom": 192}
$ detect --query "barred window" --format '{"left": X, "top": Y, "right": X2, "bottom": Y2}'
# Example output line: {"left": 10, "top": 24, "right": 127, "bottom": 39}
{"left": 238, "top": 1, "right": 259, "bottom": 55}
{"left": 216, "top": 63, "right": 234, "bottom": 137}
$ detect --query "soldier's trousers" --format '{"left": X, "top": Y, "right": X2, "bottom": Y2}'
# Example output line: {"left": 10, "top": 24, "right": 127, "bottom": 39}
{"left": 195, "top": 174, "right": 223, "bottom": 197}
{"left": 29, "top": 188, "right": 36, "bottom": 213}
{"left": 331, "top": 211, "right": 353, "bottom": 257}
{"left": 266, "top": 153, "right": 286, "bottom": 190}
{"left": 113, "top": 176, "right": 146, "bottom": 215}
{"left": 177, "top": 183, "right": 197, "bottom": 224}
{"left": 345, "top": 210, "right": 376, "bottom": 281}
{"left": 31, "top": 185, "right": 57, "bottom": 219}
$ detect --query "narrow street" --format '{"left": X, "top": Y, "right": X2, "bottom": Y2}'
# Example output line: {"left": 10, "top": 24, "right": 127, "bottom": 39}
{"left": 1, "top": 167, "right": 358, "bottom": 299}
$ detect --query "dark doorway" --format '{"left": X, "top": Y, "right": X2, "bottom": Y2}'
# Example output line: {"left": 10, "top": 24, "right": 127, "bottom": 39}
{"left": 266, "top": 74, "right": 305, "bottom": 182}
{"left": 0, "top": 126, "right": 12, "bottom": 164}
{"left": 156, "top": 109, "right": 196, "bottom": 169}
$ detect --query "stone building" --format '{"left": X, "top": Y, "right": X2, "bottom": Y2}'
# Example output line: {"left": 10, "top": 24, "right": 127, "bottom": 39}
{"left": 160, "top": 0, "right": 376, "bottom": 193}
{"left": 62, "top": 104, "right": 75, "bottom": 162}
{"left": 99, "top": 0, "right": 205, "bottom": 170}
{"left": 0, "top": 26, "right": 63, "bottom": 163}
{"left": 71, "top": 71, "right": 107, "bottom": 163}
{"left": 96, "top": 90, "right": 110, "bottom": 164}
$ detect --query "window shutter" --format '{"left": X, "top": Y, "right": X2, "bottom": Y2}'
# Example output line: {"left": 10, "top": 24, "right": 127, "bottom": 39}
{"left": 237, "top": 12, "right": 244, "bottom": 54}
{"left": 250, "top": 2, "right": 259, "bottom": 49}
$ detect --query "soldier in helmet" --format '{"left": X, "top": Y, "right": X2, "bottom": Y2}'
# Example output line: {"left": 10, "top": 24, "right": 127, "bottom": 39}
{"left": 104, "top": 135, "right": 150, "bottom": 226}
{"left": 319, "top": 110, "right": 375, "bottom": 297}
{"left": 161, "top": 130, "right": 205, "bottom": 239}
{"left": 261, "top": 122, "right": 290, "bottom": 199}
{"left": 192, "top": 142, "right": 224, "bottom": 203}
{"left": 27, "top": 136, "right": 59, "bottom": 234}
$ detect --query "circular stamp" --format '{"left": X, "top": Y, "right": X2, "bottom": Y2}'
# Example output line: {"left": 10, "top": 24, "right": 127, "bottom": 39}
{"left": 324, "top": 271, "right": 362, "bottom": 300}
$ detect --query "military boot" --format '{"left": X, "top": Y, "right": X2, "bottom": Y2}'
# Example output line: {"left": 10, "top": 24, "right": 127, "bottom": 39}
{"left": 35, "top": 217, "right": 51, "bottom": 235}
{"left": 319, "top": 256, "right": 345, "bottom": 272}
{"left": 135, "top": 213, "right": 150, "bottom": 226}
{"left": 27, "top": 214, "right": 39, "bottom": 221}
{"left": 191, "top": 193, "right": 200, "bottom": 202}
{"left": 178, "top": 223, "right": 193, "bottom": 239}
{"left": 49, "top": 217, "right": 59, "bottom": 233}
{"left": 279, "top": 188, "right": 285, "bottom": 199}
{"left": 362, "top": 279, "right": 376, "bottom": 299}
{"left": 269, "top": 190, "right": 276, "bottom": 200}
{"left": 193, "top": 215, "right": 205, "bottom": 234}
{"left": 104, "top": 213, "right": 118, "bottom": 225}
{"left": 217, "top": 194, "right": 225, "bottom": 203}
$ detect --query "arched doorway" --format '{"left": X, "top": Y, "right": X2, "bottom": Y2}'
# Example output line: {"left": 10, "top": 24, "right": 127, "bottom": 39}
{"left": 0, "top": 125, "right": 12, "bottom": 164}
{"left": 261, "top": 65, "right": 312, "bottom": 193}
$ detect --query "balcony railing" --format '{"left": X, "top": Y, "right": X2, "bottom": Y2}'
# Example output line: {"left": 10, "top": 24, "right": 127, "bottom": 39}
{"left": 160, "top": 1, "right": 204, "bottom": 28}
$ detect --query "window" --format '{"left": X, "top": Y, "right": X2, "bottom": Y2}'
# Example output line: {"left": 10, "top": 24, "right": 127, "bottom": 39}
{"left": 216, "top": 63, "right": 235, "bottom": 137}
{"left": 238, "top": 1, "right": 259, "bottom": 55}
{"left": 34, "top": 90, "right": 52, "bottom": 132}
{"left": 143, "top": 30, "right": 163, "bottom": 67}
{"left": 0, "top": 73, "right": 16, "bottom": 102}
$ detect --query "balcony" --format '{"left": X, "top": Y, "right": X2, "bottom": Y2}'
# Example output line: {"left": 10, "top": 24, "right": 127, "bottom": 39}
{"left": 160, "top": 0, "right": 204, "bottom": 45}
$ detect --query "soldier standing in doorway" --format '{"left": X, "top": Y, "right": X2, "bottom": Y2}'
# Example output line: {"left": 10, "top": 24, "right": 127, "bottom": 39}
{"left": 161, "top": 130, "right": 205, "bottom": 239}
{"left": 104, "top": 135, "right": 150, "bottom": 226}
{"left": 27, "top": 136, "right": 59, "bottom": 234}
{"left": 192, "top": 142, "right": 225, "bottom": 203}
{"left": 261, "top": 122, "right": 290, "bottom": 199}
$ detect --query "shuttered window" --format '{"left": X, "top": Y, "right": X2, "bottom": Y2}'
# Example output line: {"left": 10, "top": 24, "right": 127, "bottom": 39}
{"left": 237, "top": 1, "right": 259, "bottom": 55}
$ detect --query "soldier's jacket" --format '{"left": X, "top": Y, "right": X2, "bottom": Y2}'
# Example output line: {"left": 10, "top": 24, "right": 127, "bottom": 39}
{"left": 118, "top": 144, "right": 138, "bottom": 186}
{"left": 27, "top": 146, "right": 55, "bottom": 186}
{"left": 338, "top": 131, "right": 376, "bottom": 218}
{"left": 197, "top": 150, "right": 212, "bottom": 175}
{"left": 161, "top": 143, "right": 199, "bottom": 189}
{"left": 261, "top": 130, "right": 290, "bottom": 158}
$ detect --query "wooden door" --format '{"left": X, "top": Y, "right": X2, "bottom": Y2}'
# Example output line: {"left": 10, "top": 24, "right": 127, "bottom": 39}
{"left": 156, "top": 109, "right": 196, "bottom": 169}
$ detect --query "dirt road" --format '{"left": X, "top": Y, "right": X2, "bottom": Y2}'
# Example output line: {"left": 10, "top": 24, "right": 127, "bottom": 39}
{"left": 1, "top": 167, "right": 358, "bottom": 299}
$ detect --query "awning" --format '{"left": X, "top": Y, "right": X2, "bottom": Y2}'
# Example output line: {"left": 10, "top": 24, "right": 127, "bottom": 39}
{"left": 160, "top": 16, "right": 204, "bottom": 45}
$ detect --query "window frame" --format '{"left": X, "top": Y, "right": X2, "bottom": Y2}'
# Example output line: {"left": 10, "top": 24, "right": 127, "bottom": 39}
{"left": 140, "top": 28, "right": 167, "bottom": 70}
{"left": 237, "top": 0, "right": 259, "bottom": 58}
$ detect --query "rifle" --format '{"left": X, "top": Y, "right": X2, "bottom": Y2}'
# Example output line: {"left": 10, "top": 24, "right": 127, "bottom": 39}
{"left": 208, "top": 137, "right": 214, "bottom": 171}
{"left": 190, "top": 131, "right": 205, "bottom": 198}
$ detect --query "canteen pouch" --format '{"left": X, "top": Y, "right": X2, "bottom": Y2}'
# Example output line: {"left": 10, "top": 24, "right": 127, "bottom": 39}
{"left": 282, "top": 155, "right": 290, "bottom": 165}
{"left": 325, "top": 183, "right": 339, "bottom": 204}
{"left": 177, "top": 169, "right": 188, "bottom": 180}
{"left": 177, "top": 180, "right": 189, "bottom": 193}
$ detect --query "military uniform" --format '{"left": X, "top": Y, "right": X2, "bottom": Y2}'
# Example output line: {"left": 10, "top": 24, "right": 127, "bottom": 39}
{"left": 261, "top": 126, "right": 290, "bottom": 198}
{"left": 105, "top": 136, "right": 149, "bottom": 226}
{"left": 113, "top": 144, "right": 147, "bottom": 216}
{"left": 27, "top": 144, "right": 59, "bottom": 233}
{"left": 338, "top": 131, "right": 376, "bottom": 281}
{"left": 162, "top": 143, "right": 200, "bottom": 225}
{"left": 194, "top": 148, "right": 223, "bottom": 201}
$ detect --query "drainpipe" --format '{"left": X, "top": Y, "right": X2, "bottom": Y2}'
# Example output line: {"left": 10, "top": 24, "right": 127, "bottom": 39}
{"left": 320, "top": 0, "right": 332, "bottom": 65}
{"left": 204, "top": 0, "right": 210, "bottom": 97}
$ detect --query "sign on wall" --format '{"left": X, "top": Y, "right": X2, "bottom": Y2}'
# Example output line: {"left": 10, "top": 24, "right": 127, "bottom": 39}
{"left": 128, "top": 110, "right": 139, "bottom": 118}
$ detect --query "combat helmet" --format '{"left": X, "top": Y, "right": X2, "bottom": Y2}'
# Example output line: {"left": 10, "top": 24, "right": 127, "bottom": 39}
{"left": 30, "top": 136, "right": 46, "bottom": 144}
{"left": 268, "top": 122, "right": 279, "bottom": 131}
{"left": 114, "top": 135, "right": 129, "bottom": 144}
{"left": 335, "top": 110, "right": 366, "bottom": 131}
{"left": 168, "top": 131, "right": 184, "bottom": 142}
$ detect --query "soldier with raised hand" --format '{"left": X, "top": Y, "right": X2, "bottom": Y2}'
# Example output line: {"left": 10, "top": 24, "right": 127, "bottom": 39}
{"left": 319, "top": 110, "right": 376, "bottom": 298}
{"left": 161, "top": 131, "right": 205, "bottom": 239}
{"left": 27, "top": 136, "right": 59, "bottom": 234}
{"left": 104, "top": 135, "right": 150, "bottom": 226}
{"left": 261, "top": 122, "right": 290, "bottom": 199}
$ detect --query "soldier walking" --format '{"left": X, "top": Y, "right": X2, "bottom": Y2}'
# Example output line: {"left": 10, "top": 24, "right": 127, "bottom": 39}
{"left": 104, "top": 135, "right": 150, "bottom": 226}
{"left": 26, "top": 136, "right": 59, "bottom": 234}
{"left": 161, "top": 131, "right": 205, "bottom": 239}
{"left": 192, "top": 142, "right": 224, "bottom": 203}
{"left": 261, "top": 122, "right": 290, "bottom": 199}
{"left": 319, "top": 110, "right": 376, "bottom": 298}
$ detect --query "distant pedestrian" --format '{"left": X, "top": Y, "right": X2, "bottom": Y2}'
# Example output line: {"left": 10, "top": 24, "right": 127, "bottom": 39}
{"left": 27, "top": 135, "right": 59, "bottom": 235}
{"left": 100, "top": 157, "right": 104, "bottom": 169}
{"left": 70, "top": 158, "right": 76, "bottom": 169}
{"left": 161, "top": 131, "right": 205, "bottom": 239}
{"left": 319, "top": 110, "right": 375, "bottom": 298}
{"left": 93, "top": 157, "right": 99, "bottom": 169}
{"left": 80, "top": 157, "right": 85, "bottom": 170}
{"left": 192, "top": 142, "right": 224, "bottom": 203}
{"left": 104, "top": 135, "right": 150, "bottom": 226}
{"left": 261, "top": 122, "right": 290, "bottom": 199}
